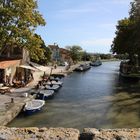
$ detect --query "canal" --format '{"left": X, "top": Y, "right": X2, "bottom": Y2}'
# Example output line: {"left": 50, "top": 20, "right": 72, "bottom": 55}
{"left": 8, "top": 61, "right": 140, "bottom": 129}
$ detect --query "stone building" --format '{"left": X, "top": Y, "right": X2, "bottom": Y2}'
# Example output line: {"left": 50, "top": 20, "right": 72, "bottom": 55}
{"left": 59, "top": 48, "right": 73, "bottom": 65}
{"left": 0, "top": 46, "right": 35, "bottom": 86}
{"left": 48, "top": 43, "right": 60, "bottom": 62}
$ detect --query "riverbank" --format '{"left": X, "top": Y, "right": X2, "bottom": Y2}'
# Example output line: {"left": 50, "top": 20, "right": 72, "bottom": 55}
{"left": 101, "top": 58, "right": 120, "bottom": 62}
{"left": 0, "top": 63, "right": 81, "bottom": 126}
{"left": 0, "top": 127, "right": 139, "bottom": 140}
{"left": 0, "top": 92, "right": 34, "bottom": 126}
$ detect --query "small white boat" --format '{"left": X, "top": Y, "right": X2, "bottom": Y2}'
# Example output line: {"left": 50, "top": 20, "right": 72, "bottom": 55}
{"left": 36, "top": 90, "right": 54, "bottom": 100}
{"left": 45, "top": 84, "right": 60, "bottom": 91}
{"left": 45, "top": 80, "right": 63, "bottom": 87}
{"left": 75, "top": 63, "right": 91, "bottom": 71}
{"left": 90, "top": 60, "right": 102, "bottom": 66}
{"left": 24, "top": 99, "right": 45, "bottom": 115}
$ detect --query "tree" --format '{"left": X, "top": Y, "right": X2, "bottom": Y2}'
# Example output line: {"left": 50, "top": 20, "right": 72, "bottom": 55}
{"left": 0, "top": 0, "right": 46, "bottom": 59}
{"left": 111, "top": 0, "right": 140, "bottom": 64}
{"left": 81, "top": 51, "right": 92, "bottom": 61}
{"left": 30, "top": 34, "right": 52, "bottom": 65}
{"left": 66, "top": 45, "right": 83, "bottom": 63}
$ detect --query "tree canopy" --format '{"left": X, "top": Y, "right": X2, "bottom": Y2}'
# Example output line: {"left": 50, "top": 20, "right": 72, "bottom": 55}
{"left": 0, "top": 0, "right": 46, "bottom": 60}
{"left": 66, "top": 45, "right": 83, "bottom": 63}
{"left": 30, "top": 34, "right": 52, "bottom": 65}
{"left": 111, "top": 0, "right": 140, "bottom": 63}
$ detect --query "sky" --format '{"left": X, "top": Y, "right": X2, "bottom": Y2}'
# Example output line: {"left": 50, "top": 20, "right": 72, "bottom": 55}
{"left": 36, "top": 0, "right": 132, "bottom": 53}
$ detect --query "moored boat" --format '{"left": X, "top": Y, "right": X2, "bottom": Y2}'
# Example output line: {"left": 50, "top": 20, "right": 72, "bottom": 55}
{"left": 36, "top": 90, "right": 54, "bottom": 100}
{"left": 119, "top": 60, "right": 140, "bottom": 81}
{"left": 45, "top": 80, "right": 63, "bottom": 87}
{"left": 74, "top": 63, "right": 91, "bottom": 71}
{"left": 90, "top": 60, "right": 102, "bottom": 66}
{"left": 24, "top": 99, "right": 45, "bottom": 115}
{"left": 45, "top": 84, "right": 60, "bottom": 91}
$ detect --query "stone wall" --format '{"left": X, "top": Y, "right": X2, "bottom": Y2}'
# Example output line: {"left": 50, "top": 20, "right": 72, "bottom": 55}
{"left": 0, "top": 127, "right": 139, "bottom": 140}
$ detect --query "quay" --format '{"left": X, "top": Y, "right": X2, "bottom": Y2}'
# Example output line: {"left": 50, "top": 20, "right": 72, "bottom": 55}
{"left": 0, "top": 93, "right": 33, "bottom": 126}
{"left": 0, "top": 63, "right": 82, "bottom": 126}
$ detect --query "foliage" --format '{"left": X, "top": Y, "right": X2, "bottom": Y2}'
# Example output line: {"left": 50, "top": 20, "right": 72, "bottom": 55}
{"left": 81, "top": 51, "right": 92, "bottom": 61}
{"left": 66, "top": 45, "right": 83, "bottom": 63}
{"left": 99, "top": 54, "right": 112, "bottom": 60}
{"left": 30, "top": 34, "right": 52, "bottom": 65}
{"left": 0, "top": 0, "right": 46, "bottom": 60}
{"left": 111, "top": 0, "right": 140, "bottom": 64}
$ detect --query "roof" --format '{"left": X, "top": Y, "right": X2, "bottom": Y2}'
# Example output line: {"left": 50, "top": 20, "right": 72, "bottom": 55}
{"left": 60, "top": 48, "right": 69, "bottom": 53}
{"left": 19, "top": 64, "right": 38, "bottom": 71}
{"left": 29, "top": 62, "right": 51, "bottom": 72}
{"left": 0, "top": 60, "right": 21, "bottom": 69}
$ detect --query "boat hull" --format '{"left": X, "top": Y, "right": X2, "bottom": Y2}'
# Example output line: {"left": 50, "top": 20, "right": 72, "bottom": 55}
{"left": 24, "top": 100, "right": 45, "bottom": 115}
{"left": 36, "top": 93, "right": 54, "bottom": 100}
{"left": 90, "top": 61, "right": 102, "bottom": 66}
{"left": 74, "top": 64, "right": 91, "bottom": 72}
{"left": 45, "top": 85, "right": 61, "bottom": 91}
{"left": 25, "top": 108, "right": 42, "bottom": 115}
{"left": 120, "top": 72, "right": 140, "bottom": 81}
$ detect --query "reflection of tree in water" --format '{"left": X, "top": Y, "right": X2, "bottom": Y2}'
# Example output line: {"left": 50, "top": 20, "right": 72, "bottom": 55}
{"left": 116, "top": 75, "right": 140, "bottom": 93}
{"left": 97, "top": 74, "right": 140, "bottom": 128}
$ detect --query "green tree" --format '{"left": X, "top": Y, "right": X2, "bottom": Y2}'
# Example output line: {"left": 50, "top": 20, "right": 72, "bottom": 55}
{"left": 31, "top": 34, "right": 52, "bottom": 65}
{"left": 66, "top": 45, "right": 83, "bottom": 63}
{"left": 0, "top": 0, "right": 46, "bottom": 59}
{"left": 111, "top": 0, "right": 140, "bottom": 64}
{"left": 81, "top": 51, "right": 92, "bottom": 61}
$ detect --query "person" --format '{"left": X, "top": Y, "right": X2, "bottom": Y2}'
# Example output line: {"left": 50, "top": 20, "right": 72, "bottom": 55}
{"left": 11, "top": 98, "right": 14, "bottom": 103}
{"left": 30, "top": 72, "right": 34, "bottom": 80}
{"left": 54, "top": 64, "right": 57, "bottom": 69}
{"left": 5, "top": 75, "right": 9, "bottom": 85}
{"left": 21, "top": 76, "right": 25, "bottom": 87}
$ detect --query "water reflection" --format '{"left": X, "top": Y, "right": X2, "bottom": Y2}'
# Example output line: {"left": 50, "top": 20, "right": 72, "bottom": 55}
{"left": 8, "top": 61, "right": 140, "bottom": 129}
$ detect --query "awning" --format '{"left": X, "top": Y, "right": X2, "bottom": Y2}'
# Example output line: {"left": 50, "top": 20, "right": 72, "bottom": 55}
{"left": 29, "top": 62, "right": 51, "bottom": 72}
{"left": 19, "top": 64, "right": 38, "bottom": 71}
{"left": 0, "top": 60, "right": 21, "bottom": 69}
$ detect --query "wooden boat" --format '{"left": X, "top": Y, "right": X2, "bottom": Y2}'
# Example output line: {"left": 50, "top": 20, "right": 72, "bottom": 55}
{"left": 36, "top": 90, "right": 54, "bottom": 100}
{"left": 90, "top": 60, "right": 102, "bottom": 66}
{"left": 24, "top": 99, "right": 45, "bottom": 115}
{"left": 119, "top": 60, "right": 140, "bottom": 81}
{"left": 74, "top": 63, "right": 91, "bottom": 71}
{"left": 45, "top": 84, "right": 60, "bottom": 91}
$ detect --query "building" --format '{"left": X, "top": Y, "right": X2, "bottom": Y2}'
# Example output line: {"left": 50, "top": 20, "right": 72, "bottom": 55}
{"left": 48, "top": 43, "right": 60, "bottom": 62}
{"left": 0, "top": 46, "right": 35, "bottom": 86}
{"left": 59, "top": 48, "right": 73, "bottom": 65}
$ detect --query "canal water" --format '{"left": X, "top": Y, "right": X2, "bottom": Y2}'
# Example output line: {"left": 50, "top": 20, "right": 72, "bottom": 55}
{"left": 8, "top": 61, "right": 140, "bottom": 129}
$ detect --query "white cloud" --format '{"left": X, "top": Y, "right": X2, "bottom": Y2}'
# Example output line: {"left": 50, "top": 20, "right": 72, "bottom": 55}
{"left": 80, "top": 38, "right": 113, "bottom": 47}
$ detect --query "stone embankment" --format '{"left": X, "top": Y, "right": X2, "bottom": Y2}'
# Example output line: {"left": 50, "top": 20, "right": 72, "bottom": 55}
{"left": 0, "top": 63, "right": 80, "bottom": 126}
{"left": 0, "top": 127, "right": 139, "bottom": 140}
{"left": 0, "top": 93, "right": 33, "bottom": 126}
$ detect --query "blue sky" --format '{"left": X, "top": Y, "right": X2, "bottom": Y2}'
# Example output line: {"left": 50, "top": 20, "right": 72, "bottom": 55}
{"left": 36, "top": 0, "right": 132, "bottom": 53}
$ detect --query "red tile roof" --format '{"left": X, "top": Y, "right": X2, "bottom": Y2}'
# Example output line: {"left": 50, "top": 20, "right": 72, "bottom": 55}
{"left": 0, "top": 60, "right": 21, "bottom": 69}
